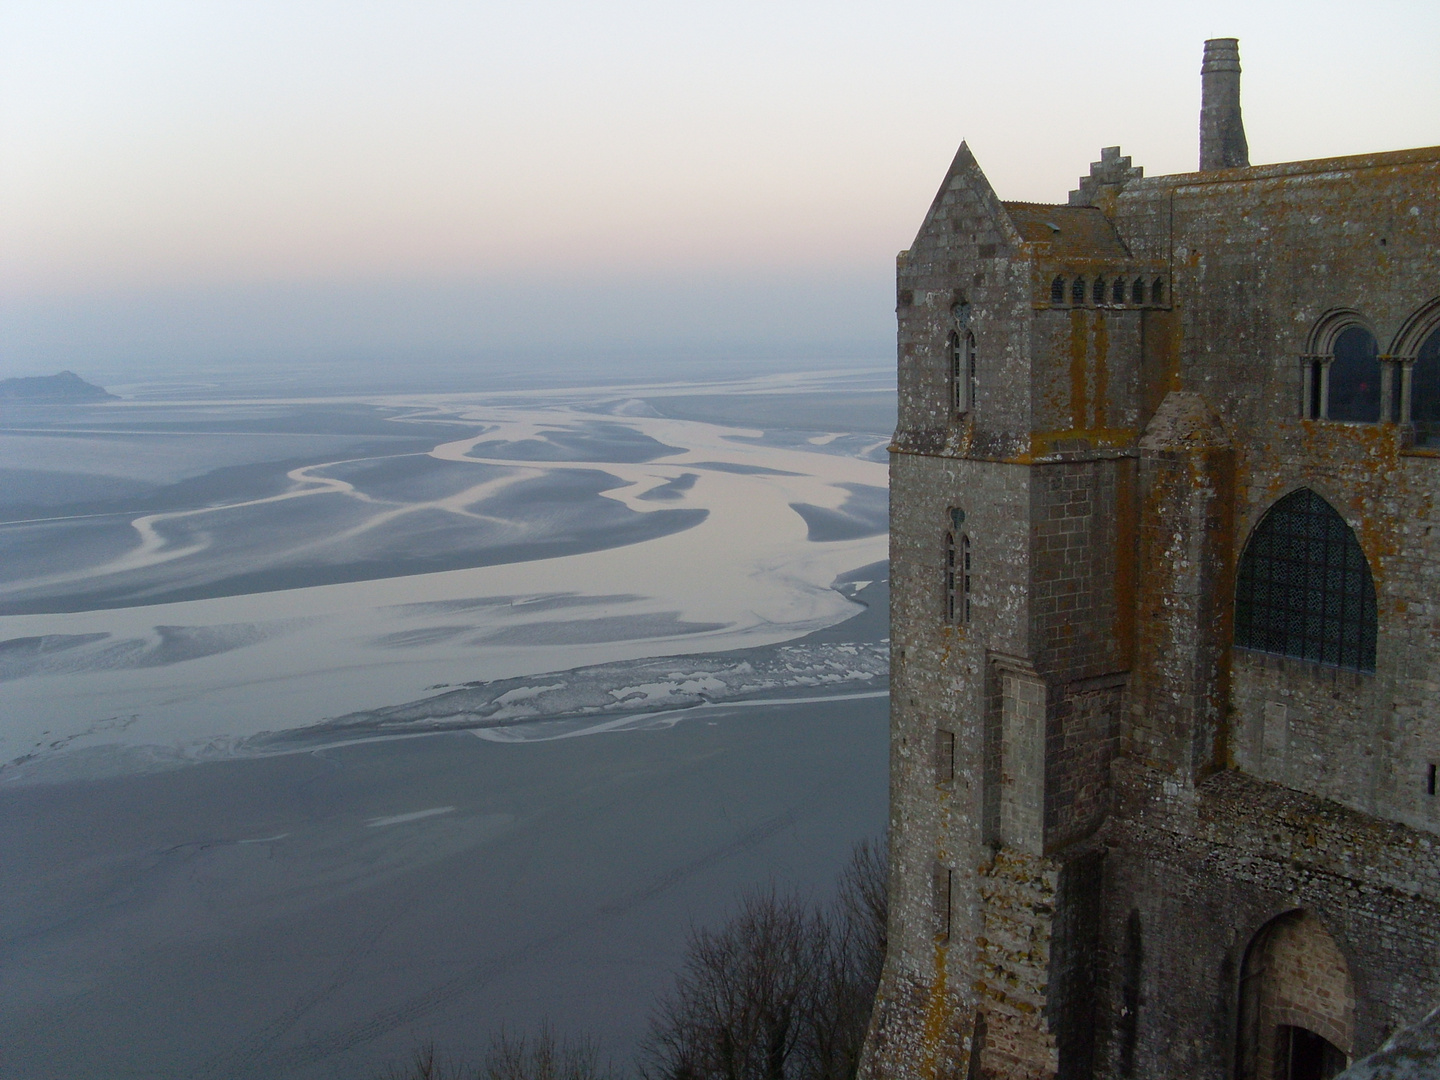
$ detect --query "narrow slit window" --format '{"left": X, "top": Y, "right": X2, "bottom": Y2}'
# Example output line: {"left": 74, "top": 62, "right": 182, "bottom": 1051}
{"left": 1428, "top": 763, "right": 1437, "bottom": 797}
{"left": 1072, "top": 277, "right": 1086, "bottom": 306}
{"left": 949, "top": 331, "right": 965, "bottom": 415}
{"left": 961, "top": 534, "right": 972, "bottom": 623}
{"left": 1308, "top": 359, "right": 1324, "bottom": 419}
{"left": 1051, "top": 276, "right": 1066, "bottom": 305}
{"left": 965, "top": 331, "right": 977, "bottom": 415}
{"left": 945, "top": 531, "right": 958, "bottom": 623}
{"left": 933, "top": 864, "right": 952, "bottom": 942}
{"left": 935, "top": 729, "right": 956, "bottom": 785}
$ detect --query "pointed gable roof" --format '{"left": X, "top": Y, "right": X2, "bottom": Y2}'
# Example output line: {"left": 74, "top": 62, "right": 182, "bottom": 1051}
{"left": 909, "top": 141, "right": 1025, "bottom": 251}
{"left": 909, "top": 143, "right": 1134, "bottom": 263}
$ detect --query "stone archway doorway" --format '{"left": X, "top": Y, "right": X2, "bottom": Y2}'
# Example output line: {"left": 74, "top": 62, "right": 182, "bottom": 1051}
{"left": 1236, "top": 909, "right": 1354, "bottom": 1080}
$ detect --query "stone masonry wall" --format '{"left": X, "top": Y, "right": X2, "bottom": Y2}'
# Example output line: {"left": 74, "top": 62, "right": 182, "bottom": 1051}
{"left": 1092, "top": 770, "right": 1440, "bottom": 1080}
{"left": 870, "top": 136, "right": 1440, "bottom": 1080}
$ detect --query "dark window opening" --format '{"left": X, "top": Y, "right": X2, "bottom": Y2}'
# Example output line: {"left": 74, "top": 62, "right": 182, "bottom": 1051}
{"left": 1428, "top": 763, "right": 1437, "bottom": 797}
{"left": 1072, "top": 277, "right": 1086, "bottom": 306}
{"left": 1327, "top": 325, "right": 1381, "bottom": 422}
{"left": 1051, "top": 276, "right": 1066, "bottom": 305}
{"left": 1411, "top": 328, "right": 1440, "bottom": 444}
{"left": 1093, "top": 277, "right": 1106, "bottom": 305}
{"left": 1275, "top": 1025, "right": 1347, "bottom": 1080}
{"left": 936, "top": 729, "right": 956, "bottom": 784}
{"left": 1234, "top": 488, "right": 1377, "bottom": 671}
{"left": 1112, "top": 277, "right": 1126, "bottom": 304}
{"left": 1308, "top": 359, "right": 1324, "bottom": 419}
{"left": 1151, "top": 278, "right": 1165, "bottom": 305}
{"left": 965, "top": 1012, "right": 987, "bottom": 1080}
{"left": 1132, "top": 277, "right": 1145, "bottom": 305}
{"left": 933, "top": 864, "right": 952, "bottom": 942}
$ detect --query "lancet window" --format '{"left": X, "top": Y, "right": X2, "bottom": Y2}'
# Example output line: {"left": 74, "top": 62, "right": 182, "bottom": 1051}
{"left": 944, "top": 509, "right": 970, "bottom": 625}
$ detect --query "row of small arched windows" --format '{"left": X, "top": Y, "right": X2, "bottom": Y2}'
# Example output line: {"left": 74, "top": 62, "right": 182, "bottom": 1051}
{"left": 1049, "top": 275, "right": 1165, "bottom": 308}
{"left": 942, "top": 487, "right": 1379, "bottom": 671}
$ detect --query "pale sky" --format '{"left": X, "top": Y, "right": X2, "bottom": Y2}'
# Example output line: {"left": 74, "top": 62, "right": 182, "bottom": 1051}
{"left": 2, "top": 0, "right": 1437, "bottom": 383}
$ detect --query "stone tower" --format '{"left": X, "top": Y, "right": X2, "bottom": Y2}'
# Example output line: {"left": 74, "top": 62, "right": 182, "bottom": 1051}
{"left": 862, "top": 39, "right": 1440, "bottom": 1080}
{"left": 1200, "top": 37, "right": 1249, "bottom": 171}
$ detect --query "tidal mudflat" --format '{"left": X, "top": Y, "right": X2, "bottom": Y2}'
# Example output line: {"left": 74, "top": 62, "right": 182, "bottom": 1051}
{"left": 0, "top": 366, "right": 892, "bottom": 1078}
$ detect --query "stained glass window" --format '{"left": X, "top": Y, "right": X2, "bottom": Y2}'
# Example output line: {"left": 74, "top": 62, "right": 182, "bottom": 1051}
{"left": 1234, "top": 489, "right": 1376, "bottom": 671}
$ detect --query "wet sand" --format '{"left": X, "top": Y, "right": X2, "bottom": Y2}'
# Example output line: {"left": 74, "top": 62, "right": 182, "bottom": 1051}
{"left": 0, "top": 693, "right": 886, "bottom": 1080}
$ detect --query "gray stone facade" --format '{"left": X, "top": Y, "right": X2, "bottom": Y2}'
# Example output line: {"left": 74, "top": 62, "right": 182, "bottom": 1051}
{"left": 862, "top": 39, "right": 1440, "bottom": 1080}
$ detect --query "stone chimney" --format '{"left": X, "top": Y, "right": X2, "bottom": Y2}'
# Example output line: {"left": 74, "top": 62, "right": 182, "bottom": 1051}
{"left": 1199, "top": 38, "right": 1249, "bottom": 171}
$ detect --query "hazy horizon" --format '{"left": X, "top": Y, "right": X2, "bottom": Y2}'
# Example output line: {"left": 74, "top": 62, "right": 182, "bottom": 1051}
{"left": 3, "top": 0, "right": 1437, "bottom": 385}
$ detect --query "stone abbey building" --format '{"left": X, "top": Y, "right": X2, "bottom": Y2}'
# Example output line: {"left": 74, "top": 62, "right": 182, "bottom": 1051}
{"left": 862, "top": 40, "right": 1440, "bottom": 1080}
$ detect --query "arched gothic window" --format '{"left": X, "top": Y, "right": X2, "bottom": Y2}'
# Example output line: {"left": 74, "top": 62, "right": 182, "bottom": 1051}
{"left": 1151, "top": 278, "right": 1165, "bottom": 305}
{"left": 1112, "top": 278, "right": 1125, "bottom": 305}
{"left": 1071, "top": 277, "right": 1086, "bottom": 306}
{"left": 1327, "top": 326, "right": 1382, "bottom": 422}
{"left": 1132, "top": 278, "right": 1145, "bottom": 305}
{"left": 1410, "top": 327, "right": 1440, "bottom": 444}
{"left": 1234, "top": 489, "right": 1377, "bottom": 671}
{"left": 1051, "top": 276, "right": 1066, "bottom": 305}
{"left": 1093, "top": 277, "right": 1106, "bottom": 305}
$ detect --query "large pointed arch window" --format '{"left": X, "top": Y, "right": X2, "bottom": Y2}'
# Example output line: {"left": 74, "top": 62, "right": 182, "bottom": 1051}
{"left": 1234, "top": 489, "right": 1377, "bottom": 671}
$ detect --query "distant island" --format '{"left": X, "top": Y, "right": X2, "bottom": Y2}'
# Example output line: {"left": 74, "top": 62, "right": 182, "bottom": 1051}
{"left": 0, "top": 371, "right": 119, "bottom": 403}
